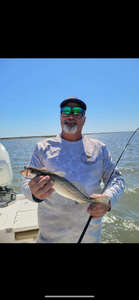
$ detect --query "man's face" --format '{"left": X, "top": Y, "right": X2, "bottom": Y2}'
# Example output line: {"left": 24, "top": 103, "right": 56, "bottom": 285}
{"left": 60, "top": 102, "right": 86, "bottom": 135}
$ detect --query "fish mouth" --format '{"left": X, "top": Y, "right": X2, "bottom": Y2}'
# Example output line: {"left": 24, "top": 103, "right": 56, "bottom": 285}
{"left": 20, "top": 166, "right": 36, "bottom": 178}
{"left": 20, "top": 169, "right": 25, "bottom": 176}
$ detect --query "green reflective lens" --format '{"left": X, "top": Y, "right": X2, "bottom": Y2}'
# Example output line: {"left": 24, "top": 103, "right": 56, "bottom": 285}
{"left": 61, "top": 106, "right": 85, "bottom": 119}
{"left": 61, "top": 107, "right": 71, "bottom": 114}
{"left": 72, "top": 107, "right": 84, "bottom": 114}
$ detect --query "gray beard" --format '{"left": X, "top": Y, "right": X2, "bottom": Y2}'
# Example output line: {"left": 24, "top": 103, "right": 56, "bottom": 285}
{"left": 63, "top": 123, "right": 77, "bottom": 134}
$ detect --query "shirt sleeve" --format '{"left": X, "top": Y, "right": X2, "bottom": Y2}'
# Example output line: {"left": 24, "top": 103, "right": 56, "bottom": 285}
{"left": 20, "top": 143, "right": 44, "bottom": 202}
{"left": 28, "top": 143, "right": 44, "bottom": 169}
{"left": 101, "top": 145, "right": 125, "bottom": 209}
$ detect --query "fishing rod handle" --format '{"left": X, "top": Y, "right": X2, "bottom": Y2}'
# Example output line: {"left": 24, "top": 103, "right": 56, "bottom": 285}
{"left": 77, "top": 215, "right": 92, "bottom": 243}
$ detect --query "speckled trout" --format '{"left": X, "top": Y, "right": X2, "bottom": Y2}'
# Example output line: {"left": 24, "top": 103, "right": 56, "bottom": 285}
{"left": 20, "top": 166, "right": 109, "bottom": 205}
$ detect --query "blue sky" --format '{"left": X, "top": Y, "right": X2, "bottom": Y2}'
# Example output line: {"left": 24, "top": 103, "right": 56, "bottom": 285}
{"left": 0, "top": 58, "right": 139, "bottom": 138}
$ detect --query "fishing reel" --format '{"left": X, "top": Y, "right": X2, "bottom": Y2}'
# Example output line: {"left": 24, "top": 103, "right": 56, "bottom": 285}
{"left": 0, "top": 143, "right": 16, "bottom": 208}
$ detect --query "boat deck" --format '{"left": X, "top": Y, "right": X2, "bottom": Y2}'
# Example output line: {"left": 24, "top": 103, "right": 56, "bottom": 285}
{"left": 0, "top": 194, "right": 39, "bottom": 243}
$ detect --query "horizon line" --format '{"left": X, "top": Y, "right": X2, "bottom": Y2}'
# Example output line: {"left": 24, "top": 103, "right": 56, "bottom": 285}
{"left": 0, "top": 131, "right": 134, "bottom": 140}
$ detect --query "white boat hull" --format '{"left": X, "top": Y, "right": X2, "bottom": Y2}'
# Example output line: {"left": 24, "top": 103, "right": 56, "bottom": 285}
{"left": 0, "top": 194, "right": 39, "bottom": 243}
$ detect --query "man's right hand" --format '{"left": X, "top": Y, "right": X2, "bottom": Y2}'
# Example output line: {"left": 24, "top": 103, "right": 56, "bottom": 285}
{"left": 29, "top": 174, "right": 55, "bottom": 200}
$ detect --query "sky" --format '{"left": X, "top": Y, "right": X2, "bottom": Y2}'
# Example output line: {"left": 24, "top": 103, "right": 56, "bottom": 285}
{"left": 0, "top": 58, "right": 139, "bottom": 138}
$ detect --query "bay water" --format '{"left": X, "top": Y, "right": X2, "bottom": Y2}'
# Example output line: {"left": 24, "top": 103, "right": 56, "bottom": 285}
{"left": 0, "top": 131, "right": 139, "bottom": 243}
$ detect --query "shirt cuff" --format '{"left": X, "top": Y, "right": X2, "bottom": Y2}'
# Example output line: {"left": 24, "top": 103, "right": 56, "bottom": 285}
{"left": 32, "top": 193, "right": 45, "bottom": 203}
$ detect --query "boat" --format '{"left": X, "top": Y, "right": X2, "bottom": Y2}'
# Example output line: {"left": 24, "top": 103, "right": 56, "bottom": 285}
{"left": 0, "top": 143, "right": 39, "bottom": 243}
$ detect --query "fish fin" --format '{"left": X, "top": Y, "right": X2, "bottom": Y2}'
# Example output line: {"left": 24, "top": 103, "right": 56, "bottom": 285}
{"left": 91, "top": 196, "right": 109, "bottom": 206}
{"left": 43, "top": 170, "right": 67, "bottom": 178}
{"left": 70, "top": 181, "right": 90, "bottom": 198}
{"left": 74, "top": 201, "right": 79, "bottom": 205}
{"left": 54, "top": 171, "right": 67, "bottom": 177}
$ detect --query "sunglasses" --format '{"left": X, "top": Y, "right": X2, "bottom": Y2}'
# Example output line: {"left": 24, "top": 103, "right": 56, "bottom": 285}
{"left": 61, "top": 106, "right": 85, "bottom": 119}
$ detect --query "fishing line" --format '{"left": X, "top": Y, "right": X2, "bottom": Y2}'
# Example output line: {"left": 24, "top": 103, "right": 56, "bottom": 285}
{"left": 77, "top": 127, "right": 139, "bottom": 243}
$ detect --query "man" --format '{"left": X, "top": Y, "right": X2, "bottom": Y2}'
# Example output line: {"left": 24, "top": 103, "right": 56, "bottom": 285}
{"left": 21, "top": 96, "right": 125, "bottom": 243}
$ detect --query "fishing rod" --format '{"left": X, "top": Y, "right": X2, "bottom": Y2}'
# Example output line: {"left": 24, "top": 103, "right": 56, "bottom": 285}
{"left": 77, "top": 127, "right": 139, "bottom": 243}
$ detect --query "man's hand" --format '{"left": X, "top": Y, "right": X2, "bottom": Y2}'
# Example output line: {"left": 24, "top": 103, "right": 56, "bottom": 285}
{"left": 29, "top": 168, "right": 55, "bottom": 200}
{"left": 87, "top": 194, "right": 111, "bottom": 219}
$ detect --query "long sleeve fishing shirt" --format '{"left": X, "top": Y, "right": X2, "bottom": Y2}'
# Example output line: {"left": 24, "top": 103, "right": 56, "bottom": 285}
{"left": 21, "top": 134, "right": 125, "bottom": 243}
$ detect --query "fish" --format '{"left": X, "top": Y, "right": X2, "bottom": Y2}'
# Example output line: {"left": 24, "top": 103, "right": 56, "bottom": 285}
{"left": 20, "top": 166, "right": 109, "bottom": 206}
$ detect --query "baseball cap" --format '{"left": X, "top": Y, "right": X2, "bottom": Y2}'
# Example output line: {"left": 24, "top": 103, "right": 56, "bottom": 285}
{"left": 60, "top": 96, "right": 87, "bottom": 111}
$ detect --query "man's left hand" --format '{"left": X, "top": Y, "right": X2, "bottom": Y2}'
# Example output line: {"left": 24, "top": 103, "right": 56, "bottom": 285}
{"left": 87, "top": 194, "right": 111, "bottom": 219}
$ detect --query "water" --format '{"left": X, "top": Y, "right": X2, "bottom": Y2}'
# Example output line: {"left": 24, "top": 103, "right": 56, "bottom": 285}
{"left": 0, "top": 131, "right": 139, "bottom": 243}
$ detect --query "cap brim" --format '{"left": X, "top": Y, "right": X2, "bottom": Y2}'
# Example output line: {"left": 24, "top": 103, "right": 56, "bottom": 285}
{"left": 60, "top": 98, "right": 87, "bottom": 111}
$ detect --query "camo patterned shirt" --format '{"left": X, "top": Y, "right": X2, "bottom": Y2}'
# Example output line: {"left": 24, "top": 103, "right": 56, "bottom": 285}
{"left": 21, "top": 134, "right": 125, "bottom": 243}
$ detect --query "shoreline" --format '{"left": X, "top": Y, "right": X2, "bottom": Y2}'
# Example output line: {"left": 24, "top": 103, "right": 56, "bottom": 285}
{"left": 0, "top": 131, "right": 133, "bottom": 140}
